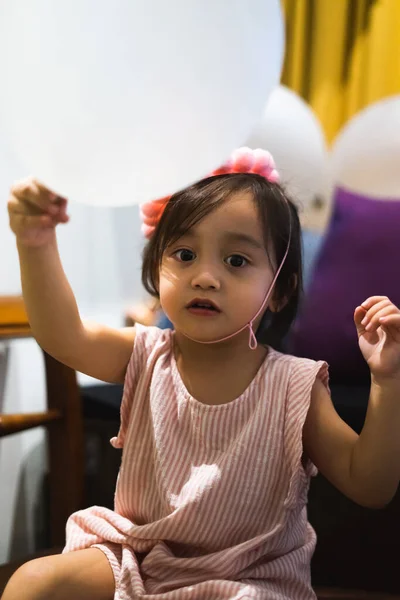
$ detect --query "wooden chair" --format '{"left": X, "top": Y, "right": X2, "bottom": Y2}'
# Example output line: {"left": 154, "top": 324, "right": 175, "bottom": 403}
{"left": 0, "top": 296, "right": 84, "bottom": 595}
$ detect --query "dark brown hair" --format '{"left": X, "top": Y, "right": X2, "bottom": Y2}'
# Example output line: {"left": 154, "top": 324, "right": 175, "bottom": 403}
{"left": 142, "top": 173, "right": 303, "bottom": 349}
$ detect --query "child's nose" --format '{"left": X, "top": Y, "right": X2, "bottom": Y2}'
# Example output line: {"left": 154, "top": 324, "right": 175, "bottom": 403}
{"left": 191, "top": 265, "right": 221, "bottom": 290}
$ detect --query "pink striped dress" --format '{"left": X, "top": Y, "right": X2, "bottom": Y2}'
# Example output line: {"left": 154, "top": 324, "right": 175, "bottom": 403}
{"left": 64, "top": 324, "right": 329, "bottom": 599}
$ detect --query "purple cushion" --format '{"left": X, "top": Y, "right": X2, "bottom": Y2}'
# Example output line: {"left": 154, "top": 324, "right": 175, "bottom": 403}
{"left": 289, "top": 187, "right": 400, "bottom": 383}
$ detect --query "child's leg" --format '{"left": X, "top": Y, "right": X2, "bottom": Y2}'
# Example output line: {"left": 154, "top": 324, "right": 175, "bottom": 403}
{"left": 2, "top": 548, "right": 115, "bottom": 600}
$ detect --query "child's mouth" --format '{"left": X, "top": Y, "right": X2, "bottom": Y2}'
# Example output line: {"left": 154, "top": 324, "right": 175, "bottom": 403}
{"left": 186, "top": 299, "right": 221, "bottom": 316}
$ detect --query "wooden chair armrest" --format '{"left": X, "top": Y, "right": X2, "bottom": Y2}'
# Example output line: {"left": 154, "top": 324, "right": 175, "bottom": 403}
{"left": 0, "top": 324, "right": 31, "bottom": 339}
{"left": 0, "top": 296, "right": 29, "bottom": 325}
{"left": 0, "top": 410, "right": 61, "bottom": 437}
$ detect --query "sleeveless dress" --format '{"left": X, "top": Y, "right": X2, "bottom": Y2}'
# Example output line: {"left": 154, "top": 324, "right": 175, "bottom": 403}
{"left": 63, "top": 324, "right": 329, "bottom": 599}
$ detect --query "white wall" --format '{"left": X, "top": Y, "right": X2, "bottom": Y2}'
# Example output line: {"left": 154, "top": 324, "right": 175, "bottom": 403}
{"left": 0, "top": 152, "right": 146, "bottom": 561}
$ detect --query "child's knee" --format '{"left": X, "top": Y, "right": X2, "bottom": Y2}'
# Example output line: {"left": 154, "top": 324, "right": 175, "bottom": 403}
{"left": 2, "top": 556, "right": 59, "bottom": 600}
{"left": 3, "top": 548, "right": 115, "bottom": 600}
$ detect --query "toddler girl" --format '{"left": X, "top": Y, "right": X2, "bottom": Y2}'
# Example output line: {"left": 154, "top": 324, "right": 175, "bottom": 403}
{"left": 5, "top": 147, "right": 400, "bottom": 599}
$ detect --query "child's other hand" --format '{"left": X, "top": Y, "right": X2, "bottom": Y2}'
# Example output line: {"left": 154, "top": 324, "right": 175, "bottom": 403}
{"left": 8, "top": 177, "right": 69, "bottom": 248}
{"left": 355, "top": 296, "right": 400, "bottom": 383}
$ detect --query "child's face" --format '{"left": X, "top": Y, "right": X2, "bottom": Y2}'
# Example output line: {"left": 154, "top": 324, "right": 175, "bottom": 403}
{"left": 158, "top": 191, "right": 276, "bottom": 346}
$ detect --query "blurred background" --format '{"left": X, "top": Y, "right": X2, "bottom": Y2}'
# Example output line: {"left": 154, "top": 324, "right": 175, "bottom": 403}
{"left": 1, "top": 0, "right": 400, "bottom": 596}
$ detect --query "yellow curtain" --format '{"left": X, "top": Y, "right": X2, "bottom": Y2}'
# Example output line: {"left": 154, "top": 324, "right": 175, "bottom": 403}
{"left": 281, "top": 0, "right": 400, "bottom": 143}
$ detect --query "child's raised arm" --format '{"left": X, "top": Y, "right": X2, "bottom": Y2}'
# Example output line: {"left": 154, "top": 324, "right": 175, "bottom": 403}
{"left": 303, "top": 296, "right": 400, "bottom": 509}
{"left": 8, "top": 177, "right": 135, "bottom": 384}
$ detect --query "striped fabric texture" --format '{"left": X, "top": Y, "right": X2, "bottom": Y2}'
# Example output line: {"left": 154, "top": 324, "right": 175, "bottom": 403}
{"left": 64, "top": 325, "right": 329, "bottom": 599}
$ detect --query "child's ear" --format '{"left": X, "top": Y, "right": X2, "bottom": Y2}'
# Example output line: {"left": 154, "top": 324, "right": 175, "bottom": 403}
{"left": 269, "top": 274, "right": 298, "bottom": 313}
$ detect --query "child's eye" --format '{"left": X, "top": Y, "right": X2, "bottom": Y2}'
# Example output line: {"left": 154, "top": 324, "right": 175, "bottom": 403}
{"left": 174, "top": 249, "right": 196, "bottom": 262}
{"left": 226, "top": 254, "right": 248, "bottom": 268}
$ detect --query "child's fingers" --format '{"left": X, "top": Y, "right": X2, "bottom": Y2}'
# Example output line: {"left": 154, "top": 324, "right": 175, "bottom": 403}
{"left": 10, "top": 206, "right": 68, "bottom": 234}
{"left": 379, "top": 314, "right": 400, "bottom": 342}
{"left": 8, "top": 195, "right": 65, "bottom": 221}
{"left": 354, "top": 306, "right": 367, "bottom": 332}
{"left": 364, "top": 304, "right": 398, "bottom": 331}
{"left": 380, "top": 314, "right": 400, "bottom": 328}
{"left": 52, "top": 212, "right": 69, "bottom": 225}
{"left": 11, "top": 178, "right": 51, "bottom": 212}
{"left": 361, "top": 296, "right": 391, "bottom": 311}
{"left": 32, "top": 178, "right": 58, "bottom": 196}
{"left": 7, "top": 196, "right": 24, "bottom": 215}
{"left": 10, "top": 177, "right": 65, "bottom": 214}
{"left": 360, "top": 297, "right": 392, "bottom": 326}
{"left": 10, "top": 213, "right": 54, "bottom": 235}
{"left": 56, "top": 197, "right": 69, "bottom": 221}
{"left": 42, "top": 209, "right": 70, "bottom": 226}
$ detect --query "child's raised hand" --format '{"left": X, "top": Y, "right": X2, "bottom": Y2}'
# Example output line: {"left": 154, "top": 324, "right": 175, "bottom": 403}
{"left": 355, "top": 296, "right": 400, "bottom": 382}
{"left": 8, "top": 177, "right": 69, "bottom": 248}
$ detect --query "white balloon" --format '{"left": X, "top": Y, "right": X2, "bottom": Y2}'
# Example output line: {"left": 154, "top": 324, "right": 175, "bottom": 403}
{"left": 330, "top": 95, "right": 400, "bottom": 199}
{"left": 247, "top": 85, "right": 329, "bottom": 215}
{"left": 0, "top": 0, "right": 284, "bottom": 207}
{"left": 0, "top": 141, "right": 28, "bottom": 295}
